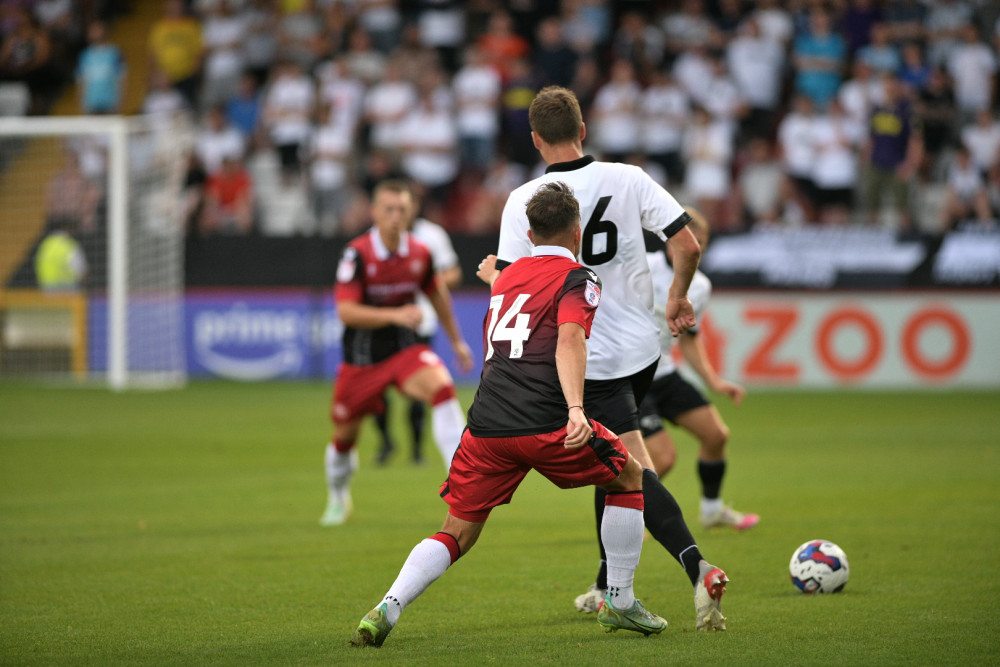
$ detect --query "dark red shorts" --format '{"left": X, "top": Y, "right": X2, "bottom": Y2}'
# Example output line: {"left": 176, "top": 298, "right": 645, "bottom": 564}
{"left": 440, "top": 421, "right": 630, "bottom": 522}
{"left": 331, "top": 344, "right": 443, "bottom": 424}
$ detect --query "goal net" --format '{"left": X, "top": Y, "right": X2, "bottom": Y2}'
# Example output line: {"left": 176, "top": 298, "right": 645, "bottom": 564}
{"left": 0, "top": 114, "right": 193, "bottom": 389}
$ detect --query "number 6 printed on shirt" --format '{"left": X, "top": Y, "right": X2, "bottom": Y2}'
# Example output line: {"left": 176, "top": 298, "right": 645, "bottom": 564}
{"left": 485, "top": 293, "right": 533, "bottom": 360}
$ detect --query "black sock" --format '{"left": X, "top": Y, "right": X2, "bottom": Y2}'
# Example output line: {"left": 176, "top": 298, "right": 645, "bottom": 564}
{"left": 594, "top": 487, "right": 609, "bottom": 590}
{"left": 409, "top": 401, "right": 426, "bottom": 460}
{"left": 698, "top": 459, "right": 726, "bottom": 500}
{"left": 641, "top": 468, "right": 703, "bottom": 585}
{"left": 374, "top": 411, "right": 391, "bottom": 453}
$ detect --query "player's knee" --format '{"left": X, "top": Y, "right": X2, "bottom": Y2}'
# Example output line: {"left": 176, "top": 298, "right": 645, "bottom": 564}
{"left": 701, "top": 424, "right": 729, "bottom": 457}
{"left": 616, "top": 456, "right": 643, "bottom": 492}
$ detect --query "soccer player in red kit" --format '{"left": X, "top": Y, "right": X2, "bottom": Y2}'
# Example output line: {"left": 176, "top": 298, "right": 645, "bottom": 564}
{"left": 351, "top": 182, "right": 668, "bottom": 648}
{"left": 321, "top": 179, "right": 473, "bottom": 526}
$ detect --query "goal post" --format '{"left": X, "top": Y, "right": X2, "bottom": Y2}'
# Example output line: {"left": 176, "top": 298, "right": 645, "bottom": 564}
{"left": 0, "top": 114, "right": 193, "bottom": 389}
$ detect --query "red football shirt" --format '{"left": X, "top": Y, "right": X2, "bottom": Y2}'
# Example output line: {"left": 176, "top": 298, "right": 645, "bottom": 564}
{"left": 467, "top": 247, "right": 602, "bottom": 437}
{"left": 335, "top": 228, "right": 438, "bottom": 365}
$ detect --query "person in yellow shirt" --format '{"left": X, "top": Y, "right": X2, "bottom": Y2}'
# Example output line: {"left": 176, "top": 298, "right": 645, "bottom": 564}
{"left": 148, "top": 0, "right": 203, "bottom": 108}
{"left": 35, "top": 222, "right": 88, "bottom": 292}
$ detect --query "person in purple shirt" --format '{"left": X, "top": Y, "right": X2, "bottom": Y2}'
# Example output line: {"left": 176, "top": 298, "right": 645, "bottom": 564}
{"left": 862, "top": 73, "right": 923, "bottom": 230}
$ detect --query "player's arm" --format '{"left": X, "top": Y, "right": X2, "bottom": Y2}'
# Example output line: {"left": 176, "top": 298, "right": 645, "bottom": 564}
{"left": 337, "top": 299, "right": 422, "bottom": 330}
{"left": 427, "top": 283, "right": 474, "bottom": 373}
{"left": 555, "top": 321, "right": 592, "bottom": 449}
{"left": 677, "top": 332, "right": 745, "bottom": 405}
{"left": 664, "top": 225, "right": 702, "bottom": 336}
{"left": 439, "top": 264, "right": 462, "bottom": 289}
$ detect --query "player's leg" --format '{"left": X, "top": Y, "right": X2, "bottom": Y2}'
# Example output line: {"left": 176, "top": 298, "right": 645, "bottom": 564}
{"left": 321, "top": 417, "right": 361, "bottom": 526}
{"left": 639, "top": 388, "right": 677, "bottom": 478}
{"left": 351, "top": 514, "right": 485, "bottom": 648}
{"left": 674, "top": 405, "right": 759, "bottom": 531}
{"left": 408, "top": 400, "right": 426, "bottom": 464}
{"left": 398, "top": 350, "right": 463, "bottom": 469}
{"left": 373, "top": 392, "right": 394, "bottom": 466}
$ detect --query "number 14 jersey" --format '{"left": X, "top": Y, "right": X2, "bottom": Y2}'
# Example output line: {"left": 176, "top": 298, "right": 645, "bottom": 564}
{"left": 467, "top": 246, "right": 601, "bottom": 438}
{"left": 497, "top": 156, "right": 690, "bottom": 380}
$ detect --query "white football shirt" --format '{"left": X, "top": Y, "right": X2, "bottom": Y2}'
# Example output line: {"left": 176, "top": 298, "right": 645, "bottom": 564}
{"left": 412, "top": 217, "right": 460, "bottom": 338}
{"left": 497, "top": 156, "right": 688, "bottom": 380}
{"left": 646, "top": 249, "right": 712, "bottom": 379}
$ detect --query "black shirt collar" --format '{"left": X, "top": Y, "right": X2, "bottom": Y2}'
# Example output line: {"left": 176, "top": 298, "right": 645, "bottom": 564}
{"left": 545, "top": 155, "right": 595, "bottom": 173}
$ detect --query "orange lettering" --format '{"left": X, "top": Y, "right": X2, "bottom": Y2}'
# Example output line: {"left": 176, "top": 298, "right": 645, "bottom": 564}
{"left": 743, "top": 307, "right": 800, "bottom": 381}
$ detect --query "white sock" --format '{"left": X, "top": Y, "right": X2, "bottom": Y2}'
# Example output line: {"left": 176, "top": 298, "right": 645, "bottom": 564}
{"left": 431, "top": 398, "right": 464, "bottom": 468}
{"left": 325, "top": 443, "right": 357, "bottom": 498}
{"left": 381, "top": 538, "right": 452, "bottom": 626}
{"left": 701, "top": 497, "right": 723, "bottom": 518}
{"left": 601, "top": 504, "right": 643, "bottom": 610}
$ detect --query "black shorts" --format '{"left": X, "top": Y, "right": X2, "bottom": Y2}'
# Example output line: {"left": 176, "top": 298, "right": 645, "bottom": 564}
{"left": 583, "top": 360, "right": 658, "bottom": 435}
{"left": 637, "top": 371, "right": 710, "bottom": 438}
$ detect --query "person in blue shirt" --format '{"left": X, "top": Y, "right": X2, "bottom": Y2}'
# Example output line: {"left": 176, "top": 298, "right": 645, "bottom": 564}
{"left": 76, "top": 21, "right": 125, "bottom": 114}
{"left": 792, "top": 9, "right": 846, "bottom": 110}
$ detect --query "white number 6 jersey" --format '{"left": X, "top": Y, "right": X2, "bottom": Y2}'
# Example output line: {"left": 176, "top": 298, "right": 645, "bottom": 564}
{"left": 497, "top": 156, "right": 690, "bottom": 380}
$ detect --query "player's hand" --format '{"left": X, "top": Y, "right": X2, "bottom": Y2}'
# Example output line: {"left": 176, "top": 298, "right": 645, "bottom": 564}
{"left": 564, "top": 406, "right": 592, "bottom": 449}
{"left": 665, "top": 296, "right": 696, "bottom": 337}
{"left": 476, "top": 255, "right": 499, "bottom": 287}
{"left": 711, "top": 378, "right": 746, "bottom": 406}
{"left": 393, "top": 304, "right": 423, "bottom": 329}
{"left": 452, "top": 339, "right": 474, "bottom": 374}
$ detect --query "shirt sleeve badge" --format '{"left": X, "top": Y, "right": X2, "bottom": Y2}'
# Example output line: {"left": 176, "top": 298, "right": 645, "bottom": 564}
{"left": 585, "top": 280, "right": 601, "bottom": 307}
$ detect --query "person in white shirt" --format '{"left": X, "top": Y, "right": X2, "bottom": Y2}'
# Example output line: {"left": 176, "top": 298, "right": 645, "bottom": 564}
{"left": 639, "top": 207, "right": 758, "bottom": 530}
{"left": 683, "top": 105, "right": 735, "bottom": 230}
{"left": 307, "top": 119, "right": 354, "bottom": 237}
{"left": 476, "top": 86, "right": 729, "bottom": 632}
{"left": 838, "top": 60, "right": 886, "bottom": 131}
{"left": 199, "top": 0, "right": 247, "bottom": 110}
{"left": 195, "top": 106, "right": 246, "bottom": 175}
{"left": 262, "top": 60, "right": 315, "bottom": 181}
{"left": 639, "top": 68, "right": 690, "bottom": 186}
{"left": 941, "top": 145, "right": 993, "bottom": 228}
{"left": 396, "top": 68, "right": 459, "bottom": 209}
{"left": 726, "top": 18, "right": 785, "bottom": 140}
{"left": 810, "top": 99, "right": 863, "bottom": 224}
{"left": 960, "top": 110, "right": 1000, "bottom": 174}
{"left": 364, "top": 57, "right": 416, "bottom": 155}
{"left": 946, "top": 23, "right": 997, "bottom": 119}
{"left": 452, "top": 44, "right": 501, "bottom": 174}
{"left": 590, "top": 59, "right": 641, "bottom": 162}
{"left": 375, "top": 189, "right": 462, "bottom": 466}
{"left": 777, "top": 94, "right": 819, "bottom": 223}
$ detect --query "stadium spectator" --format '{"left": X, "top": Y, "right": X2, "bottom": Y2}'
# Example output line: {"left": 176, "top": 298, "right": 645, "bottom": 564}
{"left": 350, "top": 181, "right": 666, "bottom": 648}
{"left": 777, "top": 94, "right": 819, "bottom": 224}
{"left": 733, "top": 137, "right": 783, "bottom": 226}
{"left": 885, "top": 0, "right": 927, "bottom": 44}
{"left": 862, "top": 73, "right": 923, "bottom": 229}
{"left": 750, "top": 0, "right": 794, "bottom": 48}
{"left": 672, "top": 43, "right": 713, "bottom": 104}
{"left": 306, "top": 119, "right": 354, "bottom": 237}
{"left": 838, "top": 60, "right": 884, "bottom": 131}
{"left": 363, "top": 57, "right": 415, "bottom": 155}
{"left": 239, "top": 0, "right": 279, "bottom": 86}
{"left": 225, "top": 71, "right": 262, "bottom": 146}
{"left": 45, "top": 149, "right": 100, "bottom": 235}
{"left": 683, "top": 105, "right": 735, "bottom": 230}
{"left": 34, "top": 219, "right": 87, "bottom": 291}
{"left": 143, "top": 69, "right": 189, "bottom": 119}
{"left": 713, "top": 0, "right": 746, "bottom": 41}
{"left": 532, "top": 16, "right": 578, "bottom": 88}
{"left": 940, "top": 145, "right": 992, "bottom": 229}
{"left": 810, "top": 99, "right": 863, "bottom": 225}
{"left": 726, "top": 17, "right": 785, "bottom": 141}
{"left": 611, "top": 11, "right": 665, "bottom": 76}
{"left": 945, "top": 23, "right": 996, "bottom": 120}
{"left": 147, "top": 0, "right": 203, "bottom": 109}
{"left": 841, "top": 0, "right": 883, "bottom": 57}
{"left": 344, "top": 24, "right": 387, "bottom": 87}
{"left": 661, "top": 0, "right": 717, "bottom": 59}
{"left": 924, "top": 0, "right": 973, "bottom": 67}
{"left": 639, "top": 207, "right": 758, "bottom": 530}
{"left": 917, "top": 67, "right": 956, "bottom": 169}
{"left": 639, "top": 68, "right": 689, "bottom": 187}
{"left": 856, "top": 22, "right": 900, "bottom": 75}
{"left": 959, "top": 110, "right": 1000, "bottom": 175}
{"left": 195, "top": 106, "right": 245, "bottom": 176}
{"left": 898, "top": 41, "right": 931, "bottom": 94}
{"left": 199, "top": 0, "right": 246, "bottom": 110}
{"left": 276, "top": 0, "right": 324, "bottom": 73}
{"left": 0, "top": 9, "right": 55, "bottom": 113}
{"left": 476, "top": 9, "right": 530, "bottom": 86}
{"left": 315, "top": 54, "right": 364, "bottom": 132}
{"left": 452, "top": 44, "right": 502, "bottom": 175}
{"left": 261, "top": 59, "right": 315, "bottom": 182}
{"left": 76, "top": 19, "right": 125, "bottom": 114}
{"left": 397, "top": 68, "right": 459, "bottom": 214}
{"left": 590, "top": 59, "right": 641, "bottom": 163}
{"left": 200, "top": 155, "right": 255, "bottom": 235}
{"left": 500, "top": 57, "right": 540, "bottom": 168}
{"left": 792, "top": 8, "right": 847, "bottom": 110}
{"left": 560, "top": 0, "right": 611, "bottom": 57}
{"left": 414, "top": 0, "right": 466, "bottom": 74}
{"left": 699, "top": 54, "right": 747, "bottom": 135}
{"left": 356, "top": 0, "right": 403, "bottom": 55}
{"left": 321, "top": 179, "right": 472, "bottom": 527}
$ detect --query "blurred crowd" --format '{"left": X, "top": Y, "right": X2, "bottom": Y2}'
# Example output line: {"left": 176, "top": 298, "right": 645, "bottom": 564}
{"left": 6, "top": 0, "right": 1000, "bottom": 238}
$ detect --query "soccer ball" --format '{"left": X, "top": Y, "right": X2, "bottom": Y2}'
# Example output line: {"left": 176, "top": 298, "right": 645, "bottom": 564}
{"left": 789, "top": 540, "right": 849, "bottom": 594}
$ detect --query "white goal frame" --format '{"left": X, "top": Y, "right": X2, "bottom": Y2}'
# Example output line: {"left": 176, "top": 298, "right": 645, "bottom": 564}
{"left": 0, "top": 115, "right": 187, "bottom": 389}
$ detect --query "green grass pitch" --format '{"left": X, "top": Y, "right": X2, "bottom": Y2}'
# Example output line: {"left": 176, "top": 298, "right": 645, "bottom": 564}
{"left": 1, "top": 381, "right": 998, "bottom": 665}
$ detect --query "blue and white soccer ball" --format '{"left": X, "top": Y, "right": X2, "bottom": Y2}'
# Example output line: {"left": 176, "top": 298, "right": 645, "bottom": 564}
{"left": 789, "top": 540, "right": 849, "bottom": 594}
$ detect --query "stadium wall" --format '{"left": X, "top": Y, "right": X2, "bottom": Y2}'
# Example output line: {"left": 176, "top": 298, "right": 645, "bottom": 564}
{"left": 83, "top": 288, "right": 999, "bottom": 388}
